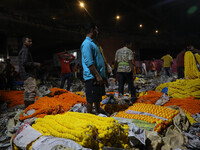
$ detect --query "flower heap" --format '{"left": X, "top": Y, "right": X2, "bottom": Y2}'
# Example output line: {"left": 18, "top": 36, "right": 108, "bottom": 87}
{"left": 155, "top": 78, "right": 200, "bottom": 99}
{"left": 115, "top": 103, "right": 179, "bottom": 132}
{"left": 32, "top": 112, "right": 130, "bottom": 150}
{"left": 20, "top": 91, "right": 87, "bottom": 120}
{"left": 0, "top": 90, "right": 24, "bottom": 107}
{"left": 136, "top": 91, "right": 163, "bottom": 104}
{"left": 48, "top": 87, "right": 67, "bottom": 96}
{"left": 163, "top": 96, "right": 200, "bottom": 115}
{"left": 184, "top": 51, "right": 200, "bottom": 79}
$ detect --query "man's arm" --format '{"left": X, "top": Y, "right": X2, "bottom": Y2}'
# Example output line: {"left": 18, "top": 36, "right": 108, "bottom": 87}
{"left": 64, "top": 53, "right": 75, "bottom": 62}
{"left": 88, "top": 64, "right": 103, "bottom": 85}
{"left": 57, "top": 51, "right": 66, "bottom": 59}
{"left": 82, "top": 43, "right": 103, "bottom": 84}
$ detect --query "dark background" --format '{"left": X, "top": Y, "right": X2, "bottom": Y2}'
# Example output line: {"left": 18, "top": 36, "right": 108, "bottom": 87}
{"left": 0, "top": 0, "right": 200, "bottom": 63}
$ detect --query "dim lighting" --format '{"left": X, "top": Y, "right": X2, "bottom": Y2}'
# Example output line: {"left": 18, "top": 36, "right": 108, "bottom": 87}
{"left": 155, "top": 30, "right": 159, "bottom": 34}
{"left": 139, "top": 24, "right": 143, "bottom": 28}
{"left": 79, "top": 2, "right": 85, "bottom": 8}
{"left": 116, "top": 15, "right": 120, "bottom": 20}
{"left": 52, "top": 16, "right": 56, "bottom": 20}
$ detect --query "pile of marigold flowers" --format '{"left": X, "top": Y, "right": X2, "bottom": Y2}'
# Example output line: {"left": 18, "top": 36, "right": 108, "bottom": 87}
{"left": 163, "top": 97, "right": 200, "bottom": 115}
{"left": 32, "top": 112, "right": 130, "bottom": 150}
{"left": 115, "top": 103, "right": 179, "bottom": 132}
{"left": 20, "top": 91, "right": 87, "bottom": 120}
{"left": 0, "top": 90, "right": 24, "bottom": 107}
{"left": 48, "top": 87, "right": 67, "bottom": 96}
{"left": 136, "top": 91, "right": 200, "bottom": 115}
{"left": 136, "top": 91, "right": 163, "bottom": 104}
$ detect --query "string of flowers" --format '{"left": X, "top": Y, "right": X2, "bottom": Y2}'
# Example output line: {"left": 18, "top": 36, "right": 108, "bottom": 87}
{"left": 155, "top": 78, "right": 200, "bottom": 99}
{"left": 115, "top": 103, "right": 179, "bottom": 132}
{"left": 0, "top": 90, "right": 24, "bottom": 107}
{"left": 163, "top": 97, "right": 200, "bottom": 115}
{"left": 184, "top": 51, "right": 200, "bottom": 79}
{"left": 136, "top": 91, "right": 163, "bottom": 104}
{"left": 20, "top": 91, "right": 87, "bottom": 120}
{"left": 32, "top": 112, "right": 130, "bottom": 150}
{"left": 48, "top": 87, "right": 67, "bottom": 96}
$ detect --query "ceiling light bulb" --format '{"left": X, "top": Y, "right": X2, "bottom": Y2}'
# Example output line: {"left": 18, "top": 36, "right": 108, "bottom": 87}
{"left": 80, "top": 2, "right": 85, "bottom": 8}
{"left": 155, "top": 30, "right": 159, "bottom": 33}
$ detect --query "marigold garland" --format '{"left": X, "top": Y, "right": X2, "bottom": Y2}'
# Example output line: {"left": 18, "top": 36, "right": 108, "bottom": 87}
{"left": 48, "top": 87, "right": 67, "bottom": 96}
{"left": 115, "top": 103, "right": 179, "bottom": 132}
{"left": 32, "top": 112, "right": 130, "bottom": 150}
{"left": 184, "top": 51, "right": 200, "bottom": 79}
{"left": 155, "top": 79, "right": 200, "bottom": 98}
{"left": 20, "top": 91, "right": 87, "bottom": 120}
{"left": 163, "top": 97, "right": 200, "bottom": 115}
{"left": 136, "top": 91, "right": 163, "bottom": 104}
{"left": 0, "top": 90, "right": 24, "bottom": 107}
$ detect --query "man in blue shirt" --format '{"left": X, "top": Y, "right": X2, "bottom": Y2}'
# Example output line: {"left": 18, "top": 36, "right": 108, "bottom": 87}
{"left": 81, "top": 23, "right": 106, "bottom": 114}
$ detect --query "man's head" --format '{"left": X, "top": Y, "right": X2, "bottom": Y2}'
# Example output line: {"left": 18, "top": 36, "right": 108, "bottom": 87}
{"left": 124, "top": 40, "right": 132, "bottom": 49}
{"left": 85, "top": 23, "right": 99, "bottom": 39}
{"left": 22, "top": 37, "right": 32, "bottom": 47}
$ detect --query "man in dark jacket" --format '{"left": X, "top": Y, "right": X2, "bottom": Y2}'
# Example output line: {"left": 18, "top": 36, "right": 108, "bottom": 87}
{"left": 18, "top": 37, "right": 40, "bottom": 108}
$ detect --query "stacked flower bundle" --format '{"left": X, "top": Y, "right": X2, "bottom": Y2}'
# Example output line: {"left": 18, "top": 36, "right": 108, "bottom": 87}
{"left": 115, "top": 103, "right": 179, "bottom": 132}
{"left": 32, "top": 112, "right": 130, "bottom": 150}
{"left": 136, "top": 91, "right": 200, "bottom": 116}
{"left": 20, "top": 91, "right": 87, "bottom": 120}
{"left": 136, "top": 91, "right": 163, "bottom": 104}
{"left": 155, "top": 78, "right": 200, "bottom": 98}
{"left": 184, "top": 51, "right": 200, "bottom": 79}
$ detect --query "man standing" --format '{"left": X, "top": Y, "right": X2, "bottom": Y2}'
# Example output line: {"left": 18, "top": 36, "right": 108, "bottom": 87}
{"left": 81, "top": 23, "right": 106, "bottom": 114}
{"left": 115, "top": 40, "right": 136, "bottom": 99}
{"left": 18, "top": 37, "right": 40, "bottom": 108}
{"left": 161, "top": 51, "right": 173, "bottom": 77}
{"left": 58, "top": 51, "right": 75, "bottom": 91}
{"left": 176, "top": 49, "right": 185, "bottom": 79}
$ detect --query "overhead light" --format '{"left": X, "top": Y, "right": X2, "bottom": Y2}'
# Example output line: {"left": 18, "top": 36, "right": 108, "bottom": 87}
{"left": 116, "top": 15, "right": 120, "bottom": 20}
{"left": 79, "top": 2, "right": 85, "bottom": 8}
{"left": 139, "top": 24, "right": 143, "bottom": 28}
{"left": 52, "top": 16, "right": 56, "bottom": 20}
{"left": 155, "top": 30, "right": 159, "bottom": 34}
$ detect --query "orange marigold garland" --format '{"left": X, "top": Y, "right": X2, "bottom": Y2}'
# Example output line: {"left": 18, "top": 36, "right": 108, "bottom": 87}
{"left": 163, "top": 97, "right": 200, "bottom": 115}
{"left": 115, "top": 103, "right": 179, "bottom": 132}
{"left": 48, "top": 87, "right": 67, "bottom": 96}
{"left": 136, "top": 91, "right": 163, "bottom": 104}
{"left": 0, "top": 90, "right": 24, "bottom": 107}
{"left": 20, "top": 91, "right": 87, "bottom": 120}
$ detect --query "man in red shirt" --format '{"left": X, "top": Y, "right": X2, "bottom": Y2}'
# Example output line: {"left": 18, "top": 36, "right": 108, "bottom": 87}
{"left": 58, "top": 51, "right": 75, "bottom": 91}
{"left": 176, "top": 49, "right": 185, "bottom": 79}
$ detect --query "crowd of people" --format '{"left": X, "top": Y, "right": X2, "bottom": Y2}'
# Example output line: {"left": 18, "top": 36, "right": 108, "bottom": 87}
{"left": 1, "top": 22, "right": 200, "bottom": 113}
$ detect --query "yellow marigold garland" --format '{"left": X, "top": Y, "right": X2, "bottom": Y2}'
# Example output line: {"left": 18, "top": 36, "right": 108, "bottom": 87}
{"left": 155, "top": 79, "right": 200, "bottom": 98}
{"left": 184, "top": 51, "right": 200, "bottom": 79}
{"left": 32, "top": 112, "right": 130, "bottom": 150}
